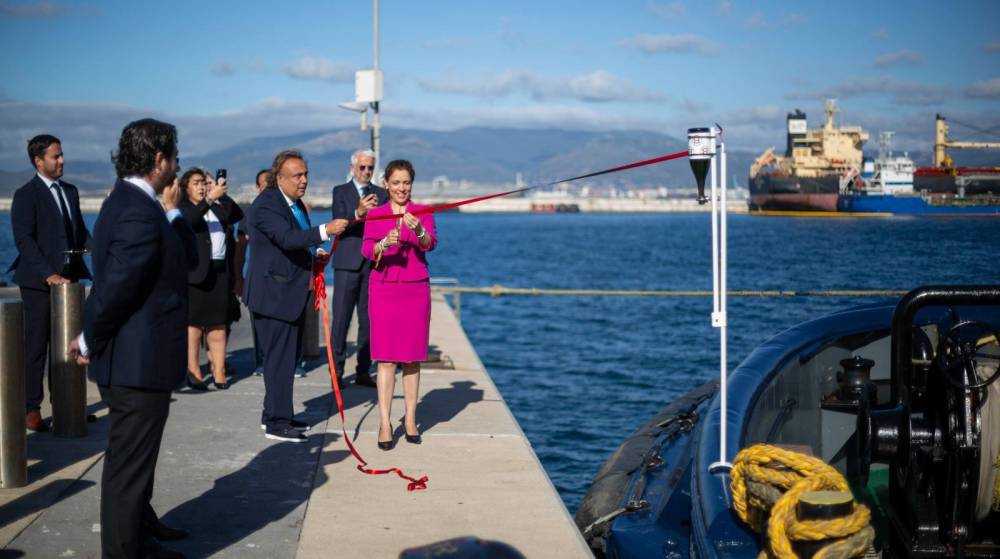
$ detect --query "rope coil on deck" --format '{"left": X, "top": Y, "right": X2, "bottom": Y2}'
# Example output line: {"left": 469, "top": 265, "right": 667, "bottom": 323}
{"left": 730, "top": 444, "right": 875, "bottom": 559}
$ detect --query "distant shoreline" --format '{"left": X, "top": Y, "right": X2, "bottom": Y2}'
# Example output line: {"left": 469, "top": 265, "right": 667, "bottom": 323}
{"left": 0, "top": 196, "right": 747, "bottom": 214}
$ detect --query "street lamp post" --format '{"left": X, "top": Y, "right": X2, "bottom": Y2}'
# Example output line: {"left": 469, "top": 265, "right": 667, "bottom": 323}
{"left": 339, "top": 0, "right": 383, "bottom": 176}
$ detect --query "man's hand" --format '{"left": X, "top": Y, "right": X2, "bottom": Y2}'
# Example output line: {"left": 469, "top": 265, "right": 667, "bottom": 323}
{"left": 162, "top": 178, "right": 182, "bottom": 211}
{"left": 325, "top": 218, "right": 349, "bottom": 237}
{"left": 356, "top": 194, "right": 378, "bottom": 218}
{"left": 207, "top": 177, "right": 227, "bottom": 203}
{"left": 68, "top": 338, "right": 90, "bottom": 366}
{"left": 46, "top": 274, "right": 70, "bottom": 285}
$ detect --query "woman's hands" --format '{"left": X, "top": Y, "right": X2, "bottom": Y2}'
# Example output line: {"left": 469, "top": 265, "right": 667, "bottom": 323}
{"left": 401, "top": 212, "right": 425, "bottom": 237}
{"left": 206, "top": 176, "right": 227, "bottom": 204}
{"left": 381, "top": 227, "right": 401, "bottom": 248}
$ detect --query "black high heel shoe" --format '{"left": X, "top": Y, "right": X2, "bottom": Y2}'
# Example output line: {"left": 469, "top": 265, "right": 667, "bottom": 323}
{"left": 214, "top": 378, "right": 230, "bottom": 390}
{"left": 186, "top": 370, "right": 208, "bottom": 391}
{"left": 403, "top": 421, "right": 422, "bottom": 444}
{"left": 377, "top": 426, "right": 395, "bottom": 450}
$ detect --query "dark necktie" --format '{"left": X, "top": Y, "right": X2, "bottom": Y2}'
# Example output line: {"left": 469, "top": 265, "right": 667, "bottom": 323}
{"left": 53, "top": 183, "right": 76, "bottom": 249}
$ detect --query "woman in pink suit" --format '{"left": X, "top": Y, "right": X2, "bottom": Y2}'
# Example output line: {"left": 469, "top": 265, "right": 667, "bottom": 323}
{"left": 361, "top": 159, "right": 437, "bottom": 450}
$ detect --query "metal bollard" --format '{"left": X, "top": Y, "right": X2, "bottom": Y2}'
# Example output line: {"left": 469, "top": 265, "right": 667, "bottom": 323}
{"left": 303, "top": 290, "right": 319, "bottom": 359}
{"left": 0, "top": 298, "right": 27, "bottom": 488}
{"left": 50, "top": 283, "right": 87, "bottom": 438}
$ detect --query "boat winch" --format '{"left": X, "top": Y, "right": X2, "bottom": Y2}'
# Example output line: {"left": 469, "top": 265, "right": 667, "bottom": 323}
{"left": 853, "top": 287, "right": 1000, "bottom": 558}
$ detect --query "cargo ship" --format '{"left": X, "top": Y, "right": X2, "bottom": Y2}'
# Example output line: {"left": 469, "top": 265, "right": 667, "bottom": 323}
{"left": 749, "top": 100, "right": 867, "bottom": 212}
{"left": 838, "top": 131, "right": 1000, "bottom": 216}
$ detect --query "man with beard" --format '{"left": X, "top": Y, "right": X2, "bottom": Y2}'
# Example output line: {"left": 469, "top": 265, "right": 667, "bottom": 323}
{"left": 69, "top": 118, "right": 197, "bottom": 559}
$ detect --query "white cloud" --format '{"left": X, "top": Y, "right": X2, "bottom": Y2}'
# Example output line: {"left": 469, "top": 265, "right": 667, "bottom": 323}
{"left": 617, "top": 33, "right": 720, "bottom": 56}
{"left": 964, "top": 78, "right": 1000, "bottom": 100}
{"left": 419, "top": 69, "right": 666, "bottom": 103}
{"left": 210, "top": 62, "right": 235, "bottom": 77}
{"left": 0, "top": 0, "right": 60, "bottom": 17}
{"left": 745, "top": 11, "right": 767, "bottom": 28}
{"left": 284, "top": 56, "right": 355, "bottom": 83}
{"left": 648, "top": 1, "right": 686, "bottom": 18}
{"left": 786, "top": 77, "right": 951, "bottom": 106}
{"left": 874, "top": 50, "right": 923, "bottom": 68}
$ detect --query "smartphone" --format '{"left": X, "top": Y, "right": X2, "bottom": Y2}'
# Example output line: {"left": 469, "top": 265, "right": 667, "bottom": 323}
{"left": 216, "top": 168, "right": 227, "bottom": 180}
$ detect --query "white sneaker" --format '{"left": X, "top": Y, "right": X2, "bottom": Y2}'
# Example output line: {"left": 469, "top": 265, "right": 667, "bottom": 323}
{"left": 252, "top": 366, "right": 264, "bottom": 376}
{"left": 294, "top": 367, "right": 306, "bottom": 378}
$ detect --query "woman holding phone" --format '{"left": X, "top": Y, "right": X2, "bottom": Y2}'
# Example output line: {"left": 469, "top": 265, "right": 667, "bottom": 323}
{"left": 361, "top": 159, "right": 436, "bottom": 450}
{"left": 179, "top": 167, "right": 244, "bottom": 390}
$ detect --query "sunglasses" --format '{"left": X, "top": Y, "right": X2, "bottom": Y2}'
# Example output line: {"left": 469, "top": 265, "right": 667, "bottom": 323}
{"left": 358, "top": 165, "right": 374, "bottom": 171}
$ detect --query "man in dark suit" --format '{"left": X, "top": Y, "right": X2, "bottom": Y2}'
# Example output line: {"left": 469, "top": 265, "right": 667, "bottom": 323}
{"left": 244, "top": 150, "right": 346, "bottom": 443}
{"left": 69, "top": 119, "right": 197, "bottom": 559}
{"left": 331, "top": 149, "right": 388, "bottom": 387}
{"left": 234, "top": 169, "right": 271, "bottom": 376}
{"left": 9, "top": 134, "right": 91, "bottom": 431}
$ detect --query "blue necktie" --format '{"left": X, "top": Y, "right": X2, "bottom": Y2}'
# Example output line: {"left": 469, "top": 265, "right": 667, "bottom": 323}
{"left": 290, "top": 203, "right": 316, "bottom": 255}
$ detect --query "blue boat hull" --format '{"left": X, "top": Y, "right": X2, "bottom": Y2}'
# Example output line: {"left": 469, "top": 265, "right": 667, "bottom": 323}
{"left": 837, "top": 193, "right": 1000, "bottom": 216}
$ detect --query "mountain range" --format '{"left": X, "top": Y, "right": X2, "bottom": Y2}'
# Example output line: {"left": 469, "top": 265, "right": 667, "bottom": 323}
{"left": 1, "top": 126, "right": 995, "bottom": 196}
{"left": 0, "top": 127, "right": 756, "bottom": 195}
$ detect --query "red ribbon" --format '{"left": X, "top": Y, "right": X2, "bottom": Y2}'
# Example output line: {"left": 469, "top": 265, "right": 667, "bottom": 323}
{"left": 311, "top": 148, "right": 691, "bottom": 488}
{"left": 331, "top": 149, "right": 690, "bottom": 251}
{"left": 312, "top": 253, "right": 429, "bottom": 491}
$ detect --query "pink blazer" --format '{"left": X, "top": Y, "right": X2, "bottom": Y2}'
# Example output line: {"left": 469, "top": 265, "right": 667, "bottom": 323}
{"left": 361, "top": 203, "right": 437, "bottom": 282}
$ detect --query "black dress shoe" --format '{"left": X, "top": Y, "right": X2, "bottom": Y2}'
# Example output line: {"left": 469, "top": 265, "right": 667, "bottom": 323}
{"left": 145, "top": 538, "right": 186, "bottom": 559}
{"left": 378, "top": 438, "right": 395, "bottom": 451}
{"left": 265, "top": 425, "right": 307, "bottom": 443}
{"left": 404, "top": 432, "right": 422, "bottom": 444}
{"left": 185, "top": 370, "right": 208, "bottom": 391}
{"left": 213, "top": 379, "right": 230, "bottom": 390}
{"left": 354, "top": 373, "right": 376, "bottom": 388}
{"left": 151, "top": 520, "right": 189, "bottom": 541}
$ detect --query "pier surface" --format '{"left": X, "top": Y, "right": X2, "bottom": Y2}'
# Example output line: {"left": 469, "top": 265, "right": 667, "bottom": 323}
{"left": 0, "top": 290, "right": 591, "bottom": 558}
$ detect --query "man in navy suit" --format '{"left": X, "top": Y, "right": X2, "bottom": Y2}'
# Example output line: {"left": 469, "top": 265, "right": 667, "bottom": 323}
{"left": 69, "top": 119, "right": 197, "bottom": 559}
{"left": 9, "top": 134, "right": 91, "bottom": 431}
{"left": 330, "top": 149, "right": 388, "bottom": 387}
{"left": 244, "top": 150, "right": 346, "bottom": 443}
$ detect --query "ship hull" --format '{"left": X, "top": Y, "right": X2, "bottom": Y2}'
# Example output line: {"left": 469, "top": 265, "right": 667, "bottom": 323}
{"left": 749, "top": 174, "right": 840, "bottom": 212}
{"left": 838, "top": 193, "right": 1000, "bottom": 216}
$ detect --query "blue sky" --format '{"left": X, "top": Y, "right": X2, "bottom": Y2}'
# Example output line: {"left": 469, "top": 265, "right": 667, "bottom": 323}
{"left": 1, "top": 0, "right": 997, "bottom": 167}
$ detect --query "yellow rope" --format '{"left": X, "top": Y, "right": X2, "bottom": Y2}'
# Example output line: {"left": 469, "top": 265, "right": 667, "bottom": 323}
{"left": 730, "top": 444, "right": 874, "bottom": 559}
{"left": 431, "top": 285, "right": 907, "bottom": 298}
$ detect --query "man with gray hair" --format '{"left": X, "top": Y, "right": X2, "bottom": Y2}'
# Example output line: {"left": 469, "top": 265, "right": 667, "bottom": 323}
{"left": 330, "top": 149, "right": 388, "bottom": 386}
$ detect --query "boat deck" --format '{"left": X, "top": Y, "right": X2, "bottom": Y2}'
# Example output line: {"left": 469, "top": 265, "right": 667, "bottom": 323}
{"left": 0, "top": 289, "right": 591, "bottom": 558}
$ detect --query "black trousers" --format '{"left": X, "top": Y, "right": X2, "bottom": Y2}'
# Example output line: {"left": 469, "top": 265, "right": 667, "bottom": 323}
{"left": 99, "top": 385, "right": 171, "bottom": 559}
{"left": 20, "top": 286, "right": 50, "bottom": 411}
{"left": 255, "top": 310, "right": 303, "bottom": 428}
{"left": 331, "top": 264, "right": 372, "bottom": 376}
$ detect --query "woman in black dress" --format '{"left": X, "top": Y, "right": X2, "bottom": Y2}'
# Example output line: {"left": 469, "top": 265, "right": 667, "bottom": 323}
{"left": 179, "top": 168, "right": 243, "bottom": 390}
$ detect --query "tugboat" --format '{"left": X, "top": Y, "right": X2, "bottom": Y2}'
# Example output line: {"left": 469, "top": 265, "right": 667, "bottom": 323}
{"left": 749, "top": 100, "right": 868, "bottom": 213}
{"left": 577, "top": 286, "right": 1000, "bottom": 558}
{"left": 838, "top": 132, "right": 1000, "bottom": 216}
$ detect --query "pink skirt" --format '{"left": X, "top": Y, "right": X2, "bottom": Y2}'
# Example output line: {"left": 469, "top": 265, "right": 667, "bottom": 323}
{"left": 368, "top": 279, "right": 431, "bottom": 363}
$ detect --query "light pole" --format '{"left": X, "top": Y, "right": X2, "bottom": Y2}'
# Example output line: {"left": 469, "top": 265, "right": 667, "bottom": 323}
{"left": 688, "top": 126, "right": 731, "bottom": 473}
{"left": 339, "top": 0, "right": 383, "bottom": 176}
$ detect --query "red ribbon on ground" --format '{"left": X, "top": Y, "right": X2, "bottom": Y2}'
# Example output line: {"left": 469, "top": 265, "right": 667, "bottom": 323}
{"left": 311, "top": 253, "right": 429, "bottom": 492}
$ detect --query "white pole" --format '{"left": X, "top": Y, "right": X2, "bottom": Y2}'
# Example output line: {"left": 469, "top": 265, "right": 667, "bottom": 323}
{"left": 371, "top": 0, "right": 381, "bottom": 174}
{"left": 709, "top": 132, "right": 732, "bottom": 473}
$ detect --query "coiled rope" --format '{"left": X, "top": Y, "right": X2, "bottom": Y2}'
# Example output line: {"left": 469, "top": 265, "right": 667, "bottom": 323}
{"left": 730, "top": 444, "right": 875, "bottom": 559}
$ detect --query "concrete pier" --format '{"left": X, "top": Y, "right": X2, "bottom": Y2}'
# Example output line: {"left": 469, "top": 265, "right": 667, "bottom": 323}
{"left": 0, "top": 290, "right": 591, "bottom": 558}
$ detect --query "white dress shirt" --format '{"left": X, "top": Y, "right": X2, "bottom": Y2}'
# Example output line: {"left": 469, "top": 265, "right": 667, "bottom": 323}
{"left": 280, "top": 190, "right": 330, "bottom": 242}
{"left": 37, "top": 173, "right": 73, "bottom": 222}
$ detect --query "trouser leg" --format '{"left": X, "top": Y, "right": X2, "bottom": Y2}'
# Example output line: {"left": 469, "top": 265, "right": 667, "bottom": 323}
{"left": 99, "top": 385, "right": 170, "bottom": 559}
{"left": 20, "top": 287, "right": 50, "bottom": 411}
{"left": 331, "top": 269, "right": 359, "bottom": 375}
{"left": 257, "top": 312, "right": 301, "bottom": 428}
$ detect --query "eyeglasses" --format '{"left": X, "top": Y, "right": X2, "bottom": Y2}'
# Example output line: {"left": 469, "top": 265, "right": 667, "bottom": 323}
{"left": 358, "top": 165, "right": 374, "bottom": 171}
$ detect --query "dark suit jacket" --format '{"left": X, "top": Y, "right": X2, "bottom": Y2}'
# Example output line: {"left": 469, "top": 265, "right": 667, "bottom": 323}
{"left": 8, "top": 175, "right": 92, "bottom": 289}
{"left": 83, "top": 179, "right": 197, "bottom": 391}
{"left": 331, "top": 180, "right": 388, "bottom": 271}
{"left": 243, "top": 187, "right": 323, "bottom": 322}
{"left": 178, "top": 195, "right": 244, "bottom": 285}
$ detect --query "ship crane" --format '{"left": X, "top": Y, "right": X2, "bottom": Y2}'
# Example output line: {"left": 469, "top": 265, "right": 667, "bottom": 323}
{"left": 933, "top": 114, "right": 1000, "bottom": 168}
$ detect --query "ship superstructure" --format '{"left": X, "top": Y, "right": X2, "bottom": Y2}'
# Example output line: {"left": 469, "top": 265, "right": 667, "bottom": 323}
{"left": 749, "top": 100, "right": 868, "bottom": 211}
